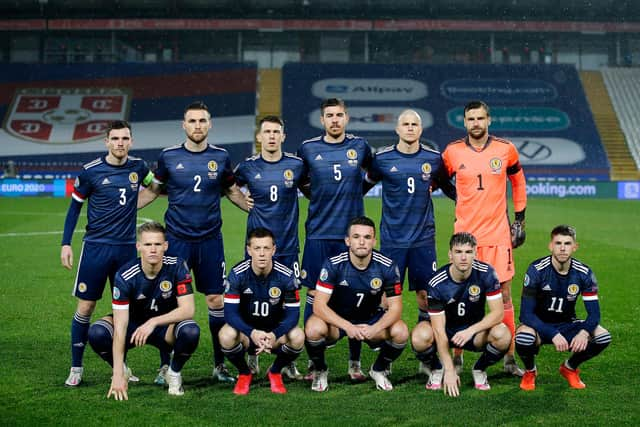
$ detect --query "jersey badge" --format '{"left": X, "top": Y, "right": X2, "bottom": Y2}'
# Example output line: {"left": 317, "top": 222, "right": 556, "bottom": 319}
{"left": 269, "top": 287, "right": 282, "bottom": 304}
{"left": 129, "top": 172, "right": 139, "bottom": 191}
{"left": 370, "top": 277, "right": 382, "bottom": 293}
{"left": 300, "top": 269, "right": 308, "bottom": 280}
{"left": 78, "top": 282, "right": 87, "bottom": 293}
{"left": 208, "top": 160, "right": 219, "bottom": 180}
{"left": 176, "top": 163, "right": 184, "bottom": 170}
{"left": 254, "top": 173, "right": 262, "bottom": 180}
{"left": 160, "top": 280, "right": 173, "bottom": 298}
{"left": 102, "top": 177, "right": 111, "bottom": 185}
{"left": 3, "top": 87, "right": 131, "bottom": 144}
{"left": 421, "top": 162, "right": 432, "bottom": 180}
{"left": 242, "top": 288, "right": 253, "bottom": 294}
{"left": 489, "top": 158, "right": 502, "bottom": 174}
{"left": 284, "top": 169, "right": 294, "bottom": 187}
{"left": 346, "top": 149, "right": 358, "bottom": 166}
{"left": 314, "top": 154, "right": 323, "bottom": 161}
{"left": 523, "top": 274, "right": 530, "bottom": 287}
{"left": 112, "top": 287, "right": 120, "bottom": 299}
{"left": 389, "top": 166, "right": 398, "bottom": 173}
{"left": 469, "top": 284, "right": 481, "bottom": 302}
{"left": 319, "top": 268, "right": 329, "bottom": 282}
{"left": 339, "top": 280, "right": 349, "bottom": 287}
{"left": 567, "top": 284, "right": 579, "bottom": 301}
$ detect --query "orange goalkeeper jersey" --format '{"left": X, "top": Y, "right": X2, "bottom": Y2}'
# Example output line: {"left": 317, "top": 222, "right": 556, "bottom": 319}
{"left": 442, "top": 136, "right": 527, "bottom": 247}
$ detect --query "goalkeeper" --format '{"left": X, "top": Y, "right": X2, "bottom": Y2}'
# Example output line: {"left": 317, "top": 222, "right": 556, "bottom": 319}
{"left": 442, "top": 100, "right": 527, "bottom": 377}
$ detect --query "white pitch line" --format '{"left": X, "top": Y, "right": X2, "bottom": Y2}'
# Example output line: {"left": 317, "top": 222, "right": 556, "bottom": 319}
{"left": 0, "top": 218, "right": 158, "bottom": 238}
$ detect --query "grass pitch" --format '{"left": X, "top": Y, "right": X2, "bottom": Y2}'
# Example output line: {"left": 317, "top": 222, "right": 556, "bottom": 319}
{"left": 1, "top": 196, "right": 638, "bottom": 426}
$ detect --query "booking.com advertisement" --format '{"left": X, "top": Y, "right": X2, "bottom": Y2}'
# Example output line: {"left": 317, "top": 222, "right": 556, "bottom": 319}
{"left": 282, "top": 63, "right": 609, "bottom": 180}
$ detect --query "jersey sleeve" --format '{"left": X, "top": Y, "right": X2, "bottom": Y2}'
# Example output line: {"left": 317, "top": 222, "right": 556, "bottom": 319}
{"left": 175, "top": 259, "right": 194, "bottom": 297}
{"left": 426, "top": 284, "right": 445, "bottom": 315}
{"left": 506, "top": 143, "right": 527, "bottom": 213}
{"left": 382, "top": 262, "right": 402, "bottom": 298}
{"left": 361, "top": 140, "right": 373, "bottom": 170}
{"left": 315, "top": 260, "right": 336, "bottom": 296}
{"left": 71, "top": 169, "right": 92, "bottom": 202}
{"left": 581, "top": 268, "right": 600, "bottom": 332}
{"left": 519, "top": 263, "right": 558, "bottom": 340}
{"left": 112, "top": 272, "right": 131, "bottom": 311}
{"left": 432, "top": 155, "right": 457, "bottom": 201}
{"left": 220, "top": 156, "right": 236, "bottom": 190}
{"left": 366, "top": 154, "right": 383, "bottom": 183}
{"left": 484, "top": 266, "right": 502, "bottom": 301}
{"left": 139, "top": 161, "right": 154, "bottom": 188}
{"left": 223, "top": 271, "right": 254, "bottom": 337}
{"left": 272, "top": 277, "right": 301, "bottom": 339}
{"left": 233, "top": 162, "right": 248, "bottom": 187}
{"left": 441, "top": 145, "right": 456, "bottom": 177}
{"left": 154, "top": 152, "right": 168, "bottom": 184}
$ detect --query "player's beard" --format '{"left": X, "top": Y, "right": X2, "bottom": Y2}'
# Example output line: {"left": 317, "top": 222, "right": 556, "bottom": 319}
{"left": 468, "top": 127, "right": 487, "bottom": 140}
{"left": 188, "top": 131, "right": 208, "bottom": 144}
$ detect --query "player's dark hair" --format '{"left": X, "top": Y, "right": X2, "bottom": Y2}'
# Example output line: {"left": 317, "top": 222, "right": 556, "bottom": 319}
{"left": 184, "top": 100, "right": 210, "bottom": 116}
{"left": 259, "top": 115, "right": 284, "bottom": 130}
{"left": 106, "top": 120, "right": 131, "bottom": 138}
{"left": 321, "top": 98, "right": 346, "bottom": 115}
{"left": 551, "top": 224, "right": 577, "bottom": 240}
{"left": 347, "top": 216, "right": 376, "bottom": 237}
{"left": 137, "top": 221, "right": 166, "bottom": 239}
{"left": 449, "top": 232, "right": 477, "bottom": 249}
{"left": 246, "top": 227, "right": 276, "bottom": 246}
{"left": 464, "top": 100, "right": 490, "bottom": 117}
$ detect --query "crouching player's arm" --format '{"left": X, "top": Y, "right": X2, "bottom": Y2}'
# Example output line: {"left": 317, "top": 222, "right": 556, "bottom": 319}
{"left": 429, "top": 309, "right": 459, "bottom": 397}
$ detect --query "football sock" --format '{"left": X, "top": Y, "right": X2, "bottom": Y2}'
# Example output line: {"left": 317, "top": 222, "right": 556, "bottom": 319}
{"left": 514, "top": 331, "right": 538, "bottom": 371}
{"left": 567, "top": 332, "right": 611, "bottom": 369}
{"left": 208, "top": 308, "right": 225, "bottom": 366}
{"left": 270, "top": 344, "right": 302, "bottom": 373}
{"left": 303, "top": 294, "right": 314, "bottom": 325}
{"left": 87, "top": 319, "right": 114, "bottom": 366}
{"left": 71, "top": 312, "right": 91, "bottom": 367}
{"left": 373, "top": 340, "right": 406, "bottom": 372}
{"left": 171, "top": 320, "right": 200, "bottom": 372}
{"left": 348, "top": 338, "right": 362, "bottom": 362}
{"left": 222, "top": 343, "right": 250, "bottom": 375}
{"left": 503, "top": 302, "right": 516, "bottom": 354}
{"left": 415, "top": 344, "right": 442, "bottom": 370}
{"left": 473, "top": 343, "right": 505, "bottom": 371}
{"left": 305, "top": 338, "right": 328, "bottom": 371}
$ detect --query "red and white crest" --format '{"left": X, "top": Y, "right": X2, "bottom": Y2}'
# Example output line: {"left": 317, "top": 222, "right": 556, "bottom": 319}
{"left": 3, "top": 88, "right": 131, "bottom": 144}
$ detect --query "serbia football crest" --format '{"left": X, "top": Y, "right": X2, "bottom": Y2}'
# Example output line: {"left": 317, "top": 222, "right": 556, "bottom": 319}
{"left": 3, "top": 88, "right": 131, "bottom": 144}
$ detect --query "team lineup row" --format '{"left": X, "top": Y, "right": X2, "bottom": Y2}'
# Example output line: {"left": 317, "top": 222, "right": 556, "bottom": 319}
{"left": 60, "top": 99, "right": 609, "bottom": 399}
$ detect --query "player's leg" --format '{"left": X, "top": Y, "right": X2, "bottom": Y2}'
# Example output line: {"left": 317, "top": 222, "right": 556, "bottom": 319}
{"left": 304, "top": 315, "right": 333, "bottom": 392}
{"left": 268, "top": 327, "right": 305, "bottom": 393}
{"left": 471, "top": 323, "right": 511, "bottom": 390}
{"left": 219, "top": 324, "right": 251, "bottom": 394}
{"left": 66, "top": 242, "right": 117, "bottom": 386}
{"left": 561, "top": 324, "right": 611, "bottom": 389}
{"left": 514, "top": 324, "right": 541, "bottom": 390}
{"left": 369, "top": 319, "right": 408, "bottom": 391}
{"left": 477, "top": 245, "right": 523, "bottom": 376}
{"left": 87, "top": 316, "right": 140, "bottom": 384}
{"left": 411, "top": 320, "right": 444, "bottom": 389}
{"left": 155, "top": 320, "right": 200, "bottom": 396}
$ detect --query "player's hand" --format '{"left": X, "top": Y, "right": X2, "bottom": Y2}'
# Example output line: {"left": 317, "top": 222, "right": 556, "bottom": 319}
{"left": 61, "top": 245, "right": 74, "bottom": 270}
{"left": 250, "top": 330, "right": 270, "bottom": 354}
{"left": 107, "top": 374, "right": 129, "bottom": 401}
{"left": 443, "top": 369, "right": 460, "bottom": 397}
{"left": 359, "top": 324, "right": 379, "bottom": 340}
{"left": 451, "top": 329, "right": 473, "bottom": 347}
{"left": 510, "top": 219, "right": 526, "bottom": 249}
{"left": 131, "top": 321, "right": 155, "bottom": 347}
{"left": 570, "top": 330, "right": 590, "bottom": 353}
{"left": 264, "top": 332, "right": 277, "bottom": 350}
{"left": 551, "top": 333, "right": 569, "bottom": 352}
{"left": 244, "top": 190, "right": 254, "bottom": 211}
{"left": 345, "top": 324, "right": 365, "bottom": 341}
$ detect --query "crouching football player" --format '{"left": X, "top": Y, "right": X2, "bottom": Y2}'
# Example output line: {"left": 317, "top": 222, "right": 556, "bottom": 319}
{"left": 220, "top": 228, "right": 303, "bottom": 395}
{"left": 516, "top": 225, "right": 611, "bottom": 391}
{"left": 88, "top": 221, "right": 200, "bottom": 399}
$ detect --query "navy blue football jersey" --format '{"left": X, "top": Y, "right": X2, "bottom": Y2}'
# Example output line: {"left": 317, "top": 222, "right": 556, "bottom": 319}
{"left": 154, "top": 144, "right": 235, "bottom": 240}
{"left": 521, "top": 256, "right": 599, "bottom": 327}
{"left": 427, "top": 261, "right": 502, "bottom": 330}
{"left": 297, "top": 134, "right": 372, "bottom": 239}
{"left": 112, "top": 256, "right": 193, "bottom": 324}
{"left": 72, "top": 155, "right": 151, "bottom": 244}
{"left": 223, "top": 260, "right": 300, "bottom": 337}
{"left": 234, "top": 153, "right": 306, "bottom": 256}
{"left": 367, "top": 144, "right": 453, "bottom": 248}
{"left": 316, "top": 251, "right": 402, "bottom": 323}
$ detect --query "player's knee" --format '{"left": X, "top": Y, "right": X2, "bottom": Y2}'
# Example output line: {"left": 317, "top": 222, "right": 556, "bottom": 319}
{"left": 206, "top": 293, "right": 224, "bottom": 309}
{"left": 287, "top": 326, "right": 305, "bottom": 349}
{"left": 593, "top": 327, "right": 612, "bottom": 346}
{"left": 218, "top": 324, "right": 239, "bottom": 347}
{"left": 516, "top": 324, "right": 536, "bottom": 335}
{"left": 391, "top": 320, "right": 409, "bottom": 343}
{"left": 411, "top": 322, "right": 434, "bottom": 350}
{"left": 489, "top": 323, "right": 511, "bottom": 350}
{"left": 515, "top": 329, "right": 538, "bottom": 352}
{"left": 304, "top": 316, "right": 327, "bottom": 341}
{"left": 76, "top": 299, "right": 97, "bottom": 317}
{"left": 500, "top": 281, "right": 513, "bottom": 302}
{"left": 176, "top": 320, "right": 200, "bottom": 348}
{"left": 88, "top": 319, "right": 113, "bottom": 352}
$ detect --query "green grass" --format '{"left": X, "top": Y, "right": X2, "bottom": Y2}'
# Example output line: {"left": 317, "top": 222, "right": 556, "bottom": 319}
{"left": 1, "top": 196, "right": 639, "bottom": 426}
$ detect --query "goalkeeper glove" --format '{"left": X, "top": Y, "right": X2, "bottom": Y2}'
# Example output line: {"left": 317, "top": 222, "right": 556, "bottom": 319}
{"left": 511, "top": 210, "right": 526, "bottom": 249}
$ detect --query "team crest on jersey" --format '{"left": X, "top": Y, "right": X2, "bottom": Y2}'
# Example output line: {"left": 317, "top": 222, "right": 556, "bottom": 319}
{"left": 300, "top": 269, "right": 307, "bottom": 280}
{"left": 78, "top": 282, "right": 87, "bottom": 293}
{"left": 421, "top": 162, "right": 432, "bottom": 181}
{"left": 3, "top": 88, "right": 130, "bottom": 144}
{"left": 207, "top": 160, "right": 219, "bottom": 179}
{"left": 269, "top": 287, "right": 282, "bottom": 304}
{"left": 489, "top": 158, "right": 502, "bottom": 174}
{"left": 319, "top": 268, "right": 328, "bottom": 282}
{"left": 370, "top": 277, "right": 382, "bottom": 291}
{"left": 346, "top": 149, "right": 359, "bottom": 166}
{"left": 469, "top": 284, "right": 481, "bottom": 302}
{"left": 284, "top": 169, "right": 294, "bottom": 188}
{"left": 567, "top": 284, "right": 579, "bottom": 301}
{"left": 160, "top": 280, "right": 173, "bottom": 292}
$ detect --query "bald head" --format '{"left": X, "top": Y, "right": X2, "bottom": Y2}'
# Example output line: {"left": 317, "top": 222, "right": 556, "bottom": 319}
{"left": 396, "top": 109, "right": 423, "bottom": 145}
